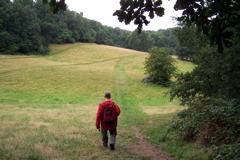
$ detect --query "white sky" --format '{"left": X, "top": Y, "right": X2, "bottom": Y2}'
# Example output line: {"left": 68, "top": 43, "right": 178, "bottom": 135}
{"left": 65, "top": 0, "right": 182, "bottom": 31}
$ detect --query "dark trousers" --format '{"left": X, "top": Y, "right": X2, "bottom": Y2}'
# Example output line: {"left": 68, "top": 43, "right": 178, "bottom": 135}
{"left": 101, "top": 128, "right": 117, "bottom": 145}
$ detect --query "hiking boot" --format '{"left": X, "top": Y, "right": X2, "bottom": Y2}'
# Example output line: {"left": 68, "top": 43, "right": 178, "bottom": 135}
{"left": 103, "top": 143, "right": 108, "bottom": 147}
{"left": 110, "top": 144, "right": 115, "bottom": 150}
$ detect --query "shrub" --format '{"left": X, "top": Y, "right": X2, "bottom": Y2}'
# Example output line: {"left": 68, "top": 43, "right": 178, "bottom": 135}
{"left": 211, "top": 143, "right": 240, "bottom": 160}
{"left": 158, "top": 47, "right": 176, "bottom": 55}
{"left": 144, "top": 47, "right": 177, "bottom": 87}
{"left": 169, "top": 98, "right": 240, "bottom": 159}
{"left": 169, "top": 41, "right": 240, "bottom": 159}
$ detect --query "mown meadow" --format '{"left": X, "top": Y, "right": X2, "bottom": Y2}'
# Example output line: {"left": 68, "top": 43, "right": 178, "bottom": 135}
{"left": 0, "top": 43, "right": 209, "bottom": 160}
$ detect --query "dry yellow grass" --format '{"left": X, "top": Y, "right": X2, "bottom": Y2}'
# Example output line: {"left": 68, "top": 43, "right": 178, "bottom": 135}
{"left": 47, "top": 43, "right": 145, "bottom": 64}
{"left": 0, "top": 104, "right": 142, "bottom": 159}
{"left": 141, "top": 106, "right": 187, "bottom": 115}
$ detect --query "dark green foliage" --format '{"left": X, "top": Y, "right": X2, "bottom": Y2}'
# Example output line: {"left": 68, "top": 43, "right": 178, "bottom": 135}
{"left": 55, "top": 29, "right": 75, "bottom": 44}
{"left": 174, "top": 0, "right": 240, "bottom": 52}
{"left": 174, "top": 25, "right": 207, "bottom": 61}
{"left": 0, "top": 0, "right": 179, "bottom": 55}
{"left": 171, "top": 44, "right": 240, "bottom": 104}
{"left": 16, "top": 6, "right": 43, "bottom": 53}
{"left": 148, "top": 28, "right": 179, "bottom": 49}
{"left": 113, "top": 0, "right": 164, "bottom": 31}
{"left": 171, "top": 99, "right": 239, "bottom": 143}
{"left": 157, "top": 47, "right": 175, "bottom": 55}
{"left": 169, "top": 41, "right": 240, "bottom": 158}
{"left": 115, "top": 0, "right": 240, "bottom": 52}
{"left": 111, "top": 27, "right": 131, "bottom": 48}
{"left": 42, "top": 0, "right": 240, "bottom": 52}
{"left": 170, "top": 98, "right": 240, "bottom": 159}
{"left": 128, "top": 30, "right": 154, "bottom": 51}
{"left": 211, "top": 143, "right": 240, "bottom": 160}
{"left": 144, "top": 47, "right": 177, "bottom": 86}
{"left": 43, "top": 0, "right": 66, "bottom": 14}
{"left": 0, "top": 0, "right": 48, "bottom": 55}
{"left": 128, "top": 28, "right": 178, "bottom": 52}
{"left": 34, "top": 0, "right": 57, "bottom": 43}
{"left": 0, "top": 31, "right": 18, "bottom": 54}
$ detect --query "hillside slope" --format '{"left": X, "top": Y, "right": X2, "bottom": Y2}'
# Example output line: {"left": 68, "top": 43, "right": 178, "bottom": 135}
{"left": 0, "top": 43, "right": 204, "bottom": 160}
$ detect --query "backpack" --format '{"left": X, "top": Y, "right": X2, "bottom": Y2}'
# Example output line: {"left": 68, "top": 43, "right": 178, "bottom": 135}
{"left": 103, "top": 103, "right": 116, "bottom": 125}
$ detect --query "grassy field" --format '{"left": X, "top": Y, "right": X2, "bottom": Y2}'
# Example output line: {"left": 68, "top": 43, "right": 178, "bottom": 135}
{"left": 0, "top": 43, "right": 208, "bottom": 160}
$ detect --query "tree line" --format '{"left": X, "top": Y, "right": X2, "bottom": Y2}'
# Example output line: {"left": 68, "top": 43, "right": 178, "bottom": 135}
{"left": 0, "top": 0, "right": 178, "bottom": 55}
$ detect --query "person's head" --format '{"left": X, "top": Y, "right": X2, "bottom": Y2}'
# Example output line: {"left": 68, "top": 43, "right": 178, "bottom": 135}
{"left": 104, "top": 92, "right": 111, "bottom": 99}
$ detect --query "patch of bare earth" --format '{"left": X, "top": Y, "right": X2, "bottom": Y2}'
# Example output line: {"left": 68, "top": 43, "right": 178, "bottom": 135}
{"left": 129, "top": 127, "right": 172, "bottom": 160}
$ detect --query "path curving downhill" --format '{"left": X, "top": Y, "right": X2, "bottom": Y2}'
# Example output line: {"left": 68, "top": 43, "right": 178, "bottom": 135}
{"left": 113, "top": 55, "right": 172, "bottom": 160}
{"left": 130, "top": 127, "right": 172, "bottom": 160}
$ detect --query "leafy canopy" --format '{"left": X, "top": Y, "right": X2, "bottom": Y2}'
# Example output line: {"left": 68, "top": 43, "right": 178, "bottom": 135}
{"left": 42, "top": 0, "right": 66, "bottom": 13}
{"left": 114, "top": 0, "right": 240, "bottom": 52}
{"left": 174, "top": 25, "right": 208, "bottom": 61}
{"left": 113, "top": 0, "right": 164, "bottom": 32}
{"left": 42, "top": 0, "right": 240, "bottom": 51}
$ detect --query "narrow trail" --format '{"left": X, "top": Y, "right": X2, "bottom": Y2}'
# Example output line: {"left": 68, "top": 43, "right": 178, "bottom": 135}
{"left": 46, "top": 44, "right": 82, "bottom": 57}
{"left": 130, "top": 127, "right": 172, "bottom": 160}
{"left": 114, "top": 56, "right": 172, "bottom": 160}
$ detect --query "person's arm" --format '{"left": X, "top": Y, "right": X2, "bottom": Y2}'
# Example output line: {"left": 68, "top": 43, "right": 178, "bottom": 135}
{"left": 114, "top": 103, "right": 121, "bottom": 116}
{"left": 96, "top": 104, "right": 103, "bottom": 130}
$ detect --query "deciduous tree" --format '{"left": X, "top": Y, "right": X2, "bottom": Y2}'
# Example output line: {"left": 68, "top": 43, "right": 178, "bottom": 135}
{"left": 144, "top": 47, "right": 177, "bottom": 86}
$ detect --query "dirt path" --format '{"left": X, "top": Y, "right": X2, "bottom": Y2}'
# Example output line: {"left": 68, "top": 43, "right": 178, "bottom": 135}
{"left": 114, "top": 56, "right": 172, "bottom": 160}
{"left": 130, "top": 127, "right": 172, "bottom": 160}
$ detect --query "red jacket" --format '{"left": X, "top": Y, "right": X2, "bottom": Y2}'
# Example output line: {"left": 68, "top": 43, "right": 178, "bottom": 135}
{"left": 96, "top": 100, "right": 121, "bottom": 130}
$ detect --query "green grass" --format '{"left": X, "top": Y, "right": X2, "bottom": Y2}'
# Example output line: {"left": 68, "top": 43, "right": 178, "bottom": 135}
{"left": 140, "top": 113, "right": 209, "bottom": 160}
{"left": 0, "top": 43, "right": 209, "bottom": 160}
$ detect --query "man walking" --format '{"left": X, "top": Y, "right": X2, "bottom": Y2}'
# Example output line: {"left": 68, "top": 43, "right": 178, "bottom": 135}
{"left": 96, "top": 92, "right": 121, "bottom": 150}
